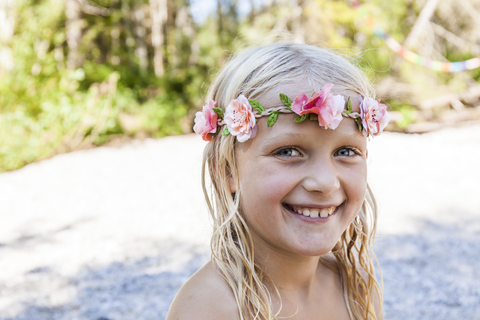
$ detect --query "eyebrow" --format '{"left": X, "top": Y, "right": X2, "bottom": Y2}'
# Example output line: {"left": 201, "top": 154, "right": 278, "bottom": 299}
{"left": 261, "top": 132, "right": 311, "bottom": 146}
{"left": 343, "top": 130, "right": 366, "bottom": 141}
{"left": 260, "top": 130, "right": 366, "bottom": 150}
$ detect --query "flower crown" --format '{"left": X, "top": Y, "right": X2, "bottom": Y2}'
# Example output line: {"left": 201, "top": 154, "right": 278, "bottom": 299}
{"left": 194, "top": 83, "right": 391, "bottom": 142}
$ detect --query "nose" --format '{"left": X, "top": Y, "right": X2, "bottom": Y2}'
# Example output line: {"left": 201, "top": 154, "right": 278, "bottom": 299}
{"left": 302, "top": 158, "right": 340, "bottom": 196}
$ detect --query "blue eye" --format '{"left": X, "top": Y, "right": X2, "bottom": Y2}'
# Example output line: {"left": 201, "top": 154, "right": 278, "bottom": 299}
{"left": 334, "top": 147, "right": 357, "bottom": 157}
{"left": 276, "top": 147, "right": 301, "bottom": 157}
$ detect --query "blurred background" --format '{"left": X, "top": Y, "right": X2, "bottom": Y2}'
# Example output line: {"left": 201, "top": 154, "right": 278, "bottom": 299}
{"left": 1, "top": 0, "right": 480, "bottom": 319}
{"left": 1, "top": 0, "right": 480, "bottom": 173}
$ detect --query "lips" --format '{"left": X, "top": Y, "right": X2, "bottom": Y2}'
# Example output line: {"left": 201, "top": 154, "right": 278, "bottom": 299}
{"left": 283, "top": 203, "right": 341, "bottom": 219}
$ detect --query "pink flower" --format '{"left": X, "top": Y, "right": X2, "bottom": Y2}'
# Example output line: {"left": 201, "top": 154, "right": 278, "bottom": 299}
{"left": 291, "top": 84, "right": 345, "bottom": 129}
{"left": 193, "top": 100, "right": 218, "bottom": 141}
{"left": 224, "top": 94, "right": 257, "bottom": 142}
{"left": 291, "top": 92, "right": 309, "bottom": 114}
{"left": 359, "top": 96, "right": 391, "bottom": 137}
{"left": 326, "top": 94, "right": 346, "bottom": 130}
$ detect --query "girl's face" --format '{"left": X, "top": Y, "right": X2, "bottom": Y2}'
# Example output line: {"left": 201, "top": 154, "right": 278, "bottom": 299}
{"left": 233, "top": 94, "right": 367, "bottom": 258}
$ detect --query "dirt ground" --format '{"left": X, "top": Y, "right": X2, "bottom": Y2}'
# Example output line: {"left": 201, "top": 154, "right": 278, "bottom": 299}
{"left": 1, "top": 124, "right": 479, "bottom": 320}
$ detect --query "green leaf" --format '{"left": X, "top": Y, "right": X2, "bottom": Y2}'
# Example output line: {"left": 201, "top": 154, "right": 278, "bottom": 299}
{"left": 343, "top": 97, "right": 353, "bottom": 114}
{"left": 267, "top": 112, "right": 279, "bottom": 127}
{"left": 286, "top": 106, "right": 292, "bottom": 110}
{"left": 294, "top": 114, "right": 308, "bottom": 123}
{"left": 213, "top": 107, "right": 224, "bottom": 118}
{"left": 222, "top": 127, "right": 230, "bottom": 135}
{"left": 212, "top": 125, "right": 221, "bottom": 137}
{"left": 309, "top": 114, "right": 318, "bottom": 121}
{"left": 354, "top": 116, "right": 363, "bottom": 132}
{"left": 279, "top": 93, "right": 292, "bottom": 107}
{"left": 249, "top": 99, "right": 265, "bottom": 114}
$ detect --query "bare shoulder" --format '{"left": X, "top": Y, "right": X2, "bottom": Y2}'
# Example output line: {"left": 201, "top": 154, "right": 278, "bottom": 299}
{"left": 166, "top": 260, "right": 240, "bottom": 320}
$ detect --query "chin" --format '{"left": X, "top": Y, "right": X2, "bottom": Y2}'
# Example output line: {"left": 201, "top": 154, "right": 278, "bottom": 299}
{"left": 291, "top": 239, "right": 338, "bottom": 257}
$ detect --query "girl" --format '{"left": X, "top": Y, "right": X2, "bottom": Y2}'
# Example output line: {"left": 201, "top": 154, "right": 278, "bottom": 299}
{"left": 166, "top": 42, "right": 388, "bottom": 320}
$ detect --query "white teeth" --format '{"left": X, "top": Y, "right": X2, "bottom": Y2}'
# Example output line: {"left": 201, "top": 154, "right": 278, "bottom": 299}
{"left": 290, "top": 205, "right": 336, "bottom": 218}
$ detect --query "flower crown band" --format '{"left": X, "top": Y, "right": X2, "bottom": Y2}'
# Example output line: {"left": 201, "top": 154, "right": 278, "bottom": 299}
{"left": 194, "top": 83, "right": 391, "bottom": 142}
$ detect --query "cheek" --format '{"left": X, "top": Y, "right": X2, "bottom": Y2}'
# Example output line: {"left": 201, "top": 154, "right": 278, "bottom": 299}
{"left": 343, "top": 164, "right": 368, "bottom": 207}
{"left": 238, "top": 165, "right": 294, "bottom": 217}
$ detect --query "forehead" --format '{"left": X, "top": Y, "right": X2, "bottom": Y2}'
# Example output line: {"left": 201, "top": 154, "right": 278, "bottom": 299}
{"left": 255, "top": 83, "right": 362, "bottom": 113}
{"left": 239, "top": 112, "right": 366, "bottom": 154}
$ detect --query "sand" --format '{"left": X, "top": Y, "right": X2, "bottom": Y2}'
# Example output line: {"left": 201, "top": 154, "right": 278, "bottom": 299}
{"left": 0, "top": 124, "right": 479, "bottom": 320}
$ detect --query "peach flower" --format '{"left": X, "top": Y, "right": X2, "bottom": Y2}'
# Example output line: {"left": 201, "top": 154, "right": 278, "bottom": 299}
{"left": 224, "top": 94, "right": 257, "bottom": 142}
{"left": 291, "top": 84, "right": 345, "bottom": 129}
{"left": 193, "top": 100, "right": 218, "bottom": 141}
{"left": 359, "top": 96, "right": 391, "bottom": 137}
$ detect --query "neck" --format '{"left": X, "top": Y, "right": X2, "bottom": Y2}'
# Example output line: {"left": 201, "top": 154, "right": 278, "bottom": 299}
{"left": 253, "top": 239, "right": 330, "bottom": 299}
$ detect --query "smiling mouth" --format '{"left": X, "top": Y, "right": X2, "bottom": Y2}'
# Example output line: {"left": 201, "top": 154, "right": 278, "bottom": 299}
{"left": 283, "top": 203, "right": 340, "bottom": 219}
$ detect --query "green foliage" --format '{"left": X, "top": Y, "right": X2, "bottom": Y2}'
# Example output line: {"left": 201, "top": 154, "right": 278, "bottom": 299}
{"left": 266, "top": 111, "right": 280, "bottom": 127}
{"left": 213, "top": 107, "right": 224, "bottom": 117}
{"left": 294, "top": 114, "right": 308, "bottom": 123}
{"left": 388, "top": 100, "right": 416, "bottom": 128}
{"left": 249, "top": 100, "right": 266, "bottom": 114}
{"left": 139, "top": 91, "right": 189, "bottom": 138}
{"left": 0, "top": 0, "right": 208, "bottom": 172}
{"left": 1, "top": 0, "right": 479, "bottom": 172}
{"left": 279, "top": 94, "right": 292, "bottom": 108}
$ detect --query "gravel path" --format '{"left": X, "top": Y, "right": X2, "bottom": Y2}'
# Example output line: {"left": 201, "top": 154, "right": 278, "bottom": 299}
{"left": 1, "top": 124, "right": 479, "bottom": 320}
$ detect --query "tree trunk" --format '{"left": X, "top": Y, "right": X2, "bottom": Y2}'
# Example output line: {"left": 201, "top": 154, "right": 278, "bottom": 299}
{"left": 291, "top": 4, "right": 303, "bottom": 43}
{"left": 431, "top": 22, "right": 480, "bottom": 56}
{"left": 134, "top": 3, "right": 148, "bottom": 73}
{"left": 121, "top": 0, "right": 135, "bottom": 68}
{"left": 172, "top": 5, "right": 183, "bottom": 73}
{"left": 402, "top": 0, "right": 440, "bottom": 50}
{"left": 264, "top": 0, "right": 274, "bottom": 11}
{"left": 229, "top": 0, "right": 238, "bottom": 28}
{"left": 184, "top": 5, "right": 199, "bottom": 66}
{"left": 66, "top": 0, "right": 83, "bottom": 69}
{"left": 0, "top": 0, "right": 15, "bottom": 73}
{"left": 217, "top": 0, "right": 223, "bottom": 42}
{"left": 249, "top": 0, "right": 255, "bottom": 24}
{"left": 150, "top": 0, "right": 167, "bottom": 77}
{"left": 111, "top": 26, "right": 120, "bottom": 65}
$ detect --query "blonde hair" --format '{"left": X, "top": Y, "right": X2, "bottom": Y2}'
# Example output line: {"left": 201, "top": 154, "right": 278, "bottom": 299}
{"left": 201, "top": 42, "right": 383, "bottom": 319}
